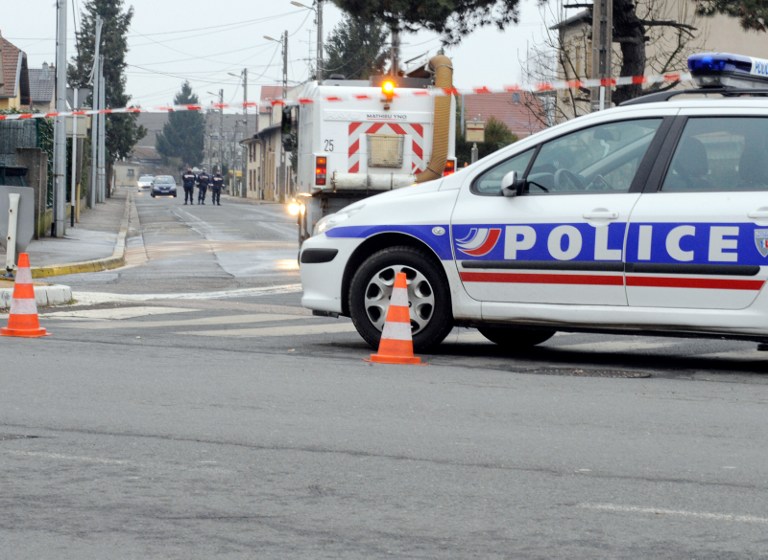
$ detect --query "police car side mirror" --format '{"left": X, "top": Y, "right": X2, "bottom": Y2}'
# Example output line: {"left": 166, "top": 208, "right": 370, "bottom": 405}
{"left": 501, "top": 171, "right": 521, "bottom": 197}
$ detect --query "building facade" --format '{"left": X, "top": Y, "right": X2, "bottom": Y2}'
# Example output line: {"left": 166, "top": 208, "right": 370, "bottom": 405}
{"left": 554, "top": 1, "right": 768, "bottom": 120}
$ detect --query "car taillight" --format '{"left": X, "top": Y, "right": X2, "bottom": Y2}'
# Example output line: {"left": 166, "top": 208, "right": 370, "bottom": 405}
{"left": 443, "top": 159, "right": 456, "bottom": 176}
{"left": 315, "top": 156, "right": 327, "bottom": 186}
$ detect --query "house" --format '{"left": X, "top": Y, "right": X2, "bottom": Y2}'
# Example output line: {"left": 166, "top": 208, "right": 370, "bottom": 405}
{"left": 553, "top": 1, "right": 768, "bottom": 120}
{"left": 28, "top": 63, "right": 55, "bottom": 113}
{"left": 0, "top": 32, "right": 30, "bottom": 110}
{"left": 462, "top": 91, "right": 547, "bottom": 140}
{"left": 242, "top": 85, "right": 286, "bottom": 202}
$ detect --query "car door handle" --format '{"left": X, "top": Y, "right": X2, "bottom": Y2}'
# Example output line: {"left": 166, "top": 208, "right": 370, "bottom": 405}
{"left": 583, "top": 210, "right": 619, "bottom": 220}
{"left": 747, "top": 209, "right": 768, "bottom": 219}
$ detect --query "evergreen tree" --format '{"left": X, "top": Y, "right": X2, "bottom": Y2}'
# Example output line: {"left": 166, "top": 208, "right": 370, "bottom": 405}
{"left": 695, "top": 0, "right": 768, "bottom": 32}
{"left": 329, "top": 0, "right": 521, "bottom": 46}
{"left": 68, "top": 0, "right": 145, "bottom": 163}
{"left": 324, "top": 15, "right": 389, "bottom": 79}
{"left": 155, "top": 82, "right": 205, "bottom": 167}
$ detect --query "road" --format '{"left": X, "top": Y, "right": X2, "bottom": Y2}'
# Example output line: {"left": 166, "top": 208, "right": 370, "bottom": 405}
{"left": 2, "top": 193, "right": 768, "bottom": 559}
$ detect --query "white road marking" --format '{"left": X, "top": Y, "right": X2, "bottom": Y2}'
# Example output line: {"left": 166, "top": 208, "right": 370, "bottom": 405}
{"left": 578, "top": 503, "right": 768, "bottom": 525}
{"left": 5, "top": 450, "right": 129, "bottom": 465}
{"left": 55, "top": 313, "right": 310, "bottom": 329}
{"left": 72, "top": 284, "right": 302, "bottom": 305}
{"left": 45, "top": 306, "right": 194, "bottom": 320}
{"left": 179, "top": 322, "right": 357, "bottom": 337}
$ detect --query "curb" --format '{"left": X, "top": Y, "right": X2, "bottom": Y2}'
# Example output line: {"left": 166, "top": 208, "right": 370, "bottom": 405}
{"left": 0, "top": 193, "right": 131, "bottom": 310}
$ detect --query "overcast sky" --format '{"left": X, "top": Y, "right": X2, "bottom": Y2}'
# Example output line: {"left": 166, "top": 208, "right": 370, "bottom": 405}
{"left": 3, "top": 0, "right": 553, "bottom": 109}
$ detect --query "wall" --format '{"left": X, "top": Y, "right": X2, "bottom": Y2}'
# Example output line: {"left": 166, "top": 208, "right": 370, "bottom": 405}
{"left": 15, "top": 148, "right": 48, "bottom": 238}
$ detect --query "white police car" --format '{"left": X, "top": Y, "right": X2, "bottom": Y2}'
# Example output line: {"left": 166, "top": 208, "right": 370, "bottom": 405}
{"left": 300, "top": 53, "right": 768, "bottom": 351}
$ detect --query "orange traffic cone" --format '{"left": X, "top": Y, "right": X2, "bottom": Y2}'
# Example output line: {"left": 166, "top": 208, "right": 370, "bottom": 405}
{"left": 367, "top": 271, "right": 421, "bottom": 365}
{"left": 1, "top": 253, "right": 48, "bottom": 338}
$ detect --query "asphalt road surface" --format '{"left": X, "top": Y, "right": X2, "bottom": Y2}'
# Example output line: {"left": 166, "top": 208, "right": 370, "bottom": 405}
{"left": 2, "top": 194, "right": 768, "bottom": 559}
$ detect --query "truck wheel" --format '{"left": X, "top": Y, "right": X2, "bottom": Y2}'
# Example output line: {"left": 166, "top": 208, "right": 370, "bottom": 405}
{"left": 349, "top": 246, "right": 453, "bottom": 352}
{"left": 477, "top": 326, "right": 556, "bottom": 349}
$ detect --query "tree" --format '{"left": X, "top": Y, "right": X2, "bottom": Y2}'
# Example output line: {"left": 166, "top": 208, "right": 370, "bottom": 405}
{"left": 694, "top": 0, "right": 768, "bottom": 32}
{"left": 612, "top": 0, "right": 697, "bottom": 104}
{"left": 330, "top": 0, "right": 521, "bottom": 46}
{"left": 521, "top": 0, "right": 702, "bottom": 121}
{"left": 324, "top": 14, "right": 389, "bottom": 79}
{"left": 155, "top": 82, "right": 205, "bottom": 167}
{"left": 68, "top": 0, "right": 145, "bottom": 163}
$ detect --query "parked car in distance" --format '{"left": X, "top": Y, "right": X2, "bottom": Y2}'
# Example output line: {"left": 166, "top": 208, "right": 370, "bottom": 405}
{"left": 137, "top": 175, "right": 154, "bottom": 192}
{"left": 151, "top": 175, "right": 178, "bottom": 198}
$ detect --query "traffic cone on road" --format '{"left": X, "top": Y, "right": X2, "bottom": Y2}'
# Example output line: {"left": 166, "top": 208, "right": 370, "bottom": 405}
{"left": 367, "top": 271, "right": 421, "bottom": 365}
{"left": 1, "top": 253, "right": 48, "bottom": 338}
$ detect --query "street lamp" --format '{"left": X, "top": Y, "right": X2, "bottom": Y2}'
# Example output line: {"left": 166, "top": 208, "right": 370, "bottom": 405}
{"left": 264, "top": 32, "right": 288, "bottom": 98}
{"left": 290, "top": 0, "right": 323, "bottom": 82}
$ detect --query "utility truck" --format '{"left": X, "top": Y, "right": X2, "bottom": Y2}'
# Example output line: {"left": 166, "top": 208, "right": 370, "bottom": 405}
{"left": 284, "top": 55, "right": 457, "bottom": 243}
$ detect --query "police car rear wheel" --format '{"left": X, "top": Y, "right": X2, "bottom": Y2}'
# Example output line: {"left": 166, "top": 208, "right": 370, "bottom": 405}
{"left": 477, "top": 326, "right": 556, "bottom": 348}
{"left": 349, "top": 246, "right": 453, "bottom": 352}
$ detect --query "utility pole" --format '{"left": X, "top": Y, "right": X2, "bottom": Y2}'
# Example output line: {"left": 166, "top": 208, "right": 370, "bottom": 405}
{"left": 390, "top": 27, "right": 400, "bottom": 76}
{"left": 281, "top": 30, "right": 288, "bottom": 201}
{"left": 70, "top": 87, "right": 78, "bottom": 227}
{"left": 291, "top": 0, "right": 323, "bottom": 81}
{"left": 282, "top": 30, "right": 288, "bottom": 98}
{"left": 242, "top": 68, "right": 248, "bottom": 136}
{"left": 218, "top": 88, "right": 224, "bottom": 176}
{"left": 52, "top": 0, "right": 67, "bottom": 236}
{"left": 89, "top": 16, "right": 102, "bottom": 209}
{"left": 98, "top": 55, "right": 106, "bottom": 202}
{"left": 591, "top": 0, "right": 612, "bottom": 110}
{"left": 316, "top": 0, "right": 323, "bottom": 82}
{"left": 242, "top": 69, "right": 248, "bottom": 197}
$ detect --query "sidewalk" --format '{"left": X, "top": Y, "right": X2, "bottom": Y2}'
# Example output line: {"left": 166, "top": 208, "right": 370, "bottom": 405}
{"left": 0, "top": 188, "right": 130, "bottom": 310}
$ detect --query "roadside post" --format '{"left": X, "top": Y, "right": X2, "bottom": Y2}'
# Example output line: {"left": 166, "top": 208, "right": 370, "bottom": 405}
{"left": 0, "top": 186, "right": 35, "bottom": 278}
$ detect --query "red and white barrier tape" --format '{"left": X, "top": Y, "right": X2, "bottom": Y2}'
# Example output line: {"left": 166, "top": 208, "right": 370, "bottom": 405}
{"left": 0, "top": 71, "right": 691, "bottom": 121}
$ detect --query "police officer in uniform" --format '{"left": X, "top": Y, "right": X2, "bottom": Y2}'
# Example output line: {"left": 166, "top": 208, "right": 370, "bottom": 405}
{"left": 196, "top": 168, "right": 211, "bottom": 205}
{"left": 181, "top": 166, "right": 196, "bottom": 205}
{"left": 210, "top": 169, "right": 224, "bottom": 206}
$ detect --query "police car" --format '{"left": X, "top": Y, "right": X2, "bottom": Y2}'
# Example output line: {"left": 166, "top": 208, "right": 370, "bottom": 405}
{"left": 300, "top": 53, "right": 768, "bottom": 352}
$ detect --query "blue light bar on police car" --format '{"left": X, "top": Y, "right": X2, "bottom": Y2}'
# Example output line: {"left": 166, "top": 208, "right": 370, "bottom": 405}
{"left": 688, "top": 52, "right": 768, "bottom": 89}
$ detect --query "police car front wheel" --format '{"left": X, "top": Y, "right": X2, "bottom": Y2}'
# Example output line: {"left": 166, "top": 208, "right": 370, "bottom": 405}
{"left": 348, "top": 246, "right": 454, "bottom": 352}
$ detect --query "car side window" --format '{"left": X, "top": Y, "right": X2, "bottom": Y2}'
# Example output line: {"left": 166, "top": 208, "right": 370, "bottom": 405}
{"left": 472, "top": 149, "right": 535, "bottom": 195}
{"left": 661, "top": 117, "right": 768, "bottom": 192}
{"left": 526, "top": 118, "right": 662, "bottom": 195}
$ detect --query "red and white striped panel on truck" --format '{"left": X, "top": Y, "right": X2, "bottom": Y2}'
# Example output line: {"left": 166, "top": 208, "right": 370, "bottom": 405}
{"left": 347, "top": 122, "right": 425, "bottom": 174}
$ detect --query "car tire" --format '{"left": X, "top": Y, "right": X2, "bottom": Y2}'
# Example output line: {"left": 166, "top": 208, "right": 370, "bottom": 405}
{"left": 477, "top": 326, "right": 556, "bottom": 349}
{"left": 348, "top": 246, "right": 453, "bottom": 352}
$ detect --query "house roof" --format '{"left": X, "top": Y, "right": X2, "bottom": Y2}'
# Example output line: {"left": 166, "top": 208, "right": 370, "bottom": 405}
{"left": 259, "top": 85, "right": 282, "bottom": 114}
{"left": 28, "top": 64, "right": 55, "bottom": 105}
{"left": 550, "top": 9, "right": 591, "bottom": 31}
{"left": 462, "top": 92, "right": 547, "bottom": 139}
{"left": 0, "top": 34, "right": 30, "bottom": 104}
